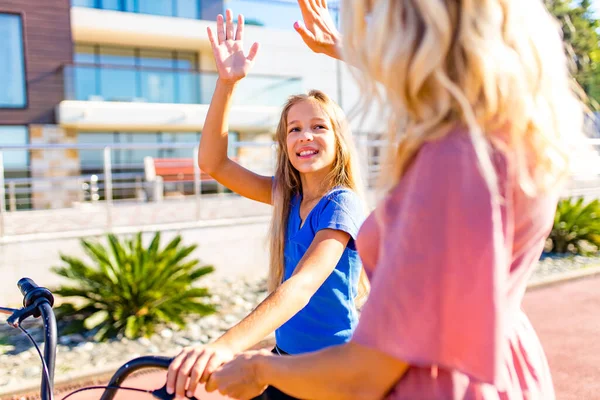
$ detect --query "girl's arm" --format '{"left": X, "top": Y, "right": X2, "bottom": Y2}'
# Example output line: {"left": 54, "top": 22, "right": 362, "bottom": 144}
{"left": 200, "top": 10, "right": 273, "bottom": 205}
{"left": 166, "top": 228, "right": 351, "bottom": 398}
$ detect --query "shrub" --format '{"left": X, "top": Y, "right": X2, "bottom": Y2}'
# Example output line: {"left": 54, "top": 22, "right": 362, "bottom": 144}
{"left": 546, "top": 197, "right": 600, "bottom": 255}
{"left": 52, "top": 232, "right": 216, "bottom": 341}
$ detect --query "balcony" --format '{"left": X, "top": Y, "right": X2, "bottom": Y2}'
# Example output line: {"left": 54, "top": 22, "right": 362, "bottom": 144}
{"left": 63, "top": 63, "right": 303, "bottom": 107}
{"left": 71, "top": 0, "right": 340, "bottom": 30}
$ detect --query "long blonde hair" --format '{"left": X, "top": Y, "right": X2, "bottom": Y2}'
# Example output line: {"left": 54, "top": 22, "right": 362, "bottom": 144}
{"left": 268, "top": 90, "right": 370, "bottom": 305}
{"left": 342, "top": 0, "right": 589, "bottom": 198}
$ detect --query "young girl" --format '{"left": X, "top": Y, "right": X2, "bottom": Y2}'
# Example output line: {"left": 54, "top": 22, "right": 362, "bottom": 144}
{"left": 166, "top": 9, "right": 368, "bottom": 398}
{"left": 204, "top": 0, "right": 592, "bottom": 399}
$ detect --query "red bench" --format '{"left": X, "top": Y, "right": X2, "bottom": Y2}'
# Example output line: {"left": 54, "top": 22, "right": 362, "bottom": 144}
{"left": 148, "top": 158, "right": 211, "bottom": 182}
{"left": 143, "top": 157, "right": 233, "bottom": 197}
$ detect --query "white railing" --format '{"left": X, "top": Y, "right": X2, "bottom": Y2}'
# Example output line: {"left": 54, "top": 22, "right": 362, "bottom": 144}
{"left": 0, "top": 138, "right": 598, "bottom": 238}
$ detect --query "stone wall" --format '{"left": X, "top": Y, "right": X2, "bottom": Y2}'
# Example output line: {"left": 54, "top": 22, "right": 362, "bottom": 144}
{"left": 30, "top": 125, "right": 82, "bottom": 209}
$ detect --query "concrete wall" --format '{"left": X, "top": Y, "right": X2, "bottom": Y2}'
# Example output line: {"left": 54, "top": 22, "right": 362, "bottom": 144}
{"left": 0, "top": 216, "right": 271, "bottom": 306}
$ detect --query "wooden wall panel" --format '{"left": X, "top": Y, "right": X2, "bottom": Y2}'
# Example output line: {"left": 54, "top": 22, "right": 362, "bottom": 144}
{"left": 0, "top": 0, "right": 73, "bottom": 125}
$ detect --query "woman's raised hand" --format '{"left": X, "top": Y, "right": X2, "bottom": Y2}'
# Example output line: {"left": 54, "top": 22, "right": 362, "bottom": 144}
{"left": 294, "top": 0, "right": 342, "bottom": 60}
{"left": 207, "top": 9, "right": 260, "bottom": 83}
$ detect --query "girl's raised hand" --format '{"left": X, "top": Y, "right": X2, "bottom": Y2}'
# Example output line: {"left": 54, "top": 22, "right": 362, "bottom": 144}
{"left": 207, "top": 9, "right": 260, "bottom": 83}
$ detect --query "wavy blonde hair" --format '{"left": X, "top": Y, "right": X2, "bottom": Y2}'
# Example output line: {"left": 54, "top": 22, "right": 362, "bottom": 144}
{"left": 342, "top": 0, "right": 590, "bottom": 198}
{"left": 268, "top": 90, "right": 370, "bottom": 305}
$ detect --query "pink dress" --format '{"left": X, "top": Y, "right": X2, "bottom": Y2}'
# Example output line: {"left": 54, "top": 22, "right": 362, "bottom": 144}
{"left": 353, "top": 129, "right": 557, "bottom": 399}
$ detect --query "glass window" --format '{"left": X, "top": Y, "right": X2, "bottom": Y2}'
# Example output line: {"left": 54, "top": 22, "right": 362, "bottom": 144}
{"left": 176, "top": 51, "right": 197, "bottom": 70}
{"left": 139, "top": 49, "right": 174, "bottom": 69}
{"left": 140, "top": 70, "right": 175, "bottom": 103}
{"left": 0, "top": 14, "right": 27, "bottom": 108}
{"left": 74, "top": 44, "right": 96, "bottom": 64}
{"left": 99, "top": 67, "right": 137, "bottom": 101}
{"left": 0, "top": 126, "right": 28, "bottom": 169}
{"left": 199, "top": 73, "right": 218, "bottom": 104}
{"left": 177, "top": 71, "right": 200, "bottom": 104}
{"left": 78, "top": 132, "right": 116, "bottom": 169}
{"left": 138, "top": 0, "right": 174, "bottom": 17}
{"left": 122, "top": 132, "right": 160, "bottom": 165}
{"left": 72, "top": 0, "right": 97, "bottom": 7}
{"left": 72, "top": 45, "right": 201, "bottom": 104}
{"left": 99, "top": 46, "right": 135, "bottom": 66}
{"left": 161, "top": 132, "right": 199, "bottom": 158}
{"left": 176, "top": 0, "right": 198, "bottom": 18}
{"left": 224, "top": 0, "right": 296, "bottom": 28}
{"left": 99, "top": 0, "right": 121, "bottom": 11}
{"left": 74, "top": 65, "right": 99, "bottom": 101}
{"left": 124, "top": 0, "right": 137, "bottom": 12}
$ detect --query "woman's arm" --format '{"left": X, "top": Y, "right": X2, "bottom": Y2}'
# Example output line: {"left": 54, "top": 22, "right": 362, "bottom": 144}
{"left": 200, "top": 10, "right": 273, "bottom": 205}
{"left": 166, "top": 228, "right": 351, "bottom": 398}
{"left": 208, "top": 341, "right": 409, "bottom": 400}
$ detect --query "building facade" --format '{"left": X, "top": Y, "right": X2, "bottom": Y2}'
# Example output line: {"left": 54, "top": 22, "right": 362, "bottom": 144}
{"left": 0, "top": 0, "right": 374, "bottom": 210}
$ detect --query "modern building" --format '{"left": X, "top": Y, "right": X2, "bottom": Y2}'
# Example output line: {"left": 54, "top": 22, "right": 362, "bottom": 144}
{"left": 0, "top": 0, "right": 373, "bottom": 209}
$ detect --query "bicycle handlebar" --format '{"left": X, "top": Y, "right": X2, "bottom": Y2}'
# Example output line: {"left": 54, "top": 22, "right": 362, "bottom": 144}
{"left": 100, "top": 356, "right": 201, "bottom": 400}
{"left": 3, "top": 279, "right": 198, "bottom": 400}
{"left": 18, "top": 278, "right": 55, "bottom": 312}
{"left": 2, "top": 278, "right": 57, "bottom": 400}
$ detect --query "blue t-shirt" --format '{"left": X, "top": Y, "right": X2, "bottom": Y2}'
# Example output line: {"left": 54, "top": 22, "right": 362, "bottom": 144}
{"left": 275, "top": 187, "right": 366, "bottom": 354}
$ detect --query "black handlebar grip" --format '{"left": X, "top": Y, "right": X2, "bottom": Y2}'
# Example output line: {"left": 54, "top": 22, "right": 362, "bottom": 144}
{"left": 17, "top": 278, "right": 54, "bottom": 311}
{"left": 18, "top": 278, "right": 38, "bottom": 298}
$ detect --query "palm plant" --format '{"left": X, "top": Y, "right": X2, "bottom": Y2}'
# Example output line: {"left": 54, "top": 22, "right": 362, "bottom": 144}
{"left": 52, "top": 232, "right": 216, "bottom": 341}
{"left": 547, "top": 197, "right": 600, "bottom": 255}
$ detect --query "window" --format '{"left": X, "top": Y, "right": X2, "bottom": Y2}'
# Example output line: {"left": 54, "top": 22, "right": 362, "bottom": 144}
{"left": 77, "top": 132, "right": 116, "bottom": 169}
{"left": 122, "top": 132, "right": 160, "bottom": 165}
{"left": 138, "top": 0, "right": 173, "bottom": 17}
{"left": 71, "top": 45, "right": 200, "bottom": 103}
{"left": 0, "top": 14, "right": 27, "bottom": 108}
{"left": 71, "top": 0, "right": 96, "bottom": 7}
{"left": 74, "top": 44, "right": 97, "bottom": 64}
{"left": 176, "top": 0, "right": 199, "bottom": 18}
{"left": 162, "top": 132, "right": 200, "bottom": 159}
{"left": 99, "top": 0, "right": 121, "bottom": 11}
{"left": 68, "top": 0, "right": 337, "bottom": 27}
{"left": 78, "top": 131, "right": 205, "bottom": 167}
{"left": 0, "top": 126, "right": 29, "bottom": 170}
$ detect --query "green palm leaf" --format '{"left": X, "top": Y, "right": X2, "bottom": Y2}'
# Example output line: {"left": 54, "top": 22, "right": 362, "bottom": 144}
{"left": 548, "top": 197, "right": 600, "bottom": 255}
{"left": 51, "top": 231, "right": 216, "bottom": 341}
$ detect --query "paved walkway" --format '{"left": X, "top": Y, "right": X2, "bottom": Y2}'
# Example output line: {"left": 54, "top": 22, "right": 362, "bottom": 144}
{"left": 10, "top": 275, "right": 600, "bottom": 400}
{"left": 522, "top": 275, "right": 600, "bottom": 400}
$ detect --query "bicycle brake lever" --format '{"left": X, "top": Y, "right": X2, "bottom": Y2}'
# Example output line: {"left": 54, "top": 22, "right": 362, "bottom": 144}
{"left": 0, "top": 307, "right": 19, "bottom": 316}
{"left": 6, "top": 300, "right": 43, "bottom": 328}
{"left": 152, "top": 384, "right": 201, "bottom": 400}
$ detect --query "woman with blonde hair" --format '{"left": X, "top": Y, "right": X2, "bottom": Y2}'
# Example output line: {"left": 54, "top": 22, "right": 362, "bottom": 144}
{"left": 205, "top": 0, "right": 592, "bottom": 399}
{"left": 166, "top": 9, "right": 369, "bottom": 399}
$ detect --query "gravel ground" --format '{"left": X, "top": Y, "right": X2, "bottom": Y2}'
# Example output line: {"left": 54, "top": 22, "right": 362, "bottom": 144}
{"left": 1, "top": 253, "right": 599, "bottom": 397}
{"left": 530, "top": 253, "right": 600, "bottom": 282}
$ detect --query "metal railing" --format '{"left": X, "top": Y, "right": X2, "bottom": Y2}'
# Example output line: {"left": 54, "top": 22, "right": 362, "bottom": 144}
{"left": 0, "top": 138, "right": 598, "bottom": 238}
{"left": 0, "top": 141, "right": 278, "bottom": 237}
